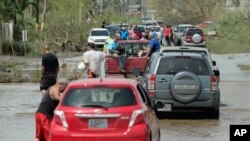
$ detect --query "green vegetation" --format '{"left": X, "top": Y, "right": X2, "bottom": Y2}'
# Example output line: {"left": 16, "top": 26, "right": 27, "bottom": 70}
{"left": 1, "top": 0, "right": 249, "bottom": 55}
{"left": 207, "top": 37, "right": 250, "bottom": 54}
{"left": 0, "top": 61, "right": 25, "bottom": 68}
{"left": 207, "top": 10, "right": 250, "bottom": 54}
{"left": 1, "top": 0, "right": 141, "bottom": 56}
{"left": 238, "top": 64, "right": 250, "bottom": 71}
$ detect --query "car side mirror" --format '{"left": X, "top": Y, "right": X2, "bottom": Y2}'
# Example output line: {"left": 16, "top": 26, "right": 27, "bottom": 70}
{"left": 212, "top": 61, "right": 216, "bottom": 66}
{"left": 213, "top": 70, "right": 220, "bottom": 77}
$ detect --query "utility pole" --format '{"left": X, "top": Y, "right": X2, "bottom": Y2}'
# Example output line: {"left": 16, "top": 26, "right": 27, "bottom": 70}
{"left": 100, "top": 0, "right": 103, "bottom": 15}
{"left": 0, "top": 27, "right": 2, "bottom": 54}
{"left": 41, "top": 0, "right": 47, "bottom": 32}
{"left": 141, "top": 0, "right": 144, "bottom": 16}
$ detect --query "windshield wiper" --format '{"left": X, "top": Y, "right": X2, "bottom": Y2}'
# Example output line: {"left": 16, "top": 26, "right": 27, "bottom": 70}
{"left": 166, "top": 71, "right": 177, "bottom": 75}
{"left": 81, "top": 105, "right": 108, "bottom": 111}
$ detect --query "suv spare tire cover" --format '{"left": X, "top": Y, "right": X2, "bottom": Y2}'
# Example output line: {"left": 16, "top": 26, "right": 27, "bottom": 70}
{"left": 192, "top": 34, "right": 202, "bottom": 44}
{"left": 170, "top": 71, "right": 202, "bottom": 104}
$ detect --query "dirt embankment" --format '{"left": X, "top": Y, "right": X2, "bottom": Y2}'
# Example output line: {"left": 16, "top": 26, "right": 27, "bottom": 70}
{"left": 0, "top": 52, "right": 83, "bottom": 83}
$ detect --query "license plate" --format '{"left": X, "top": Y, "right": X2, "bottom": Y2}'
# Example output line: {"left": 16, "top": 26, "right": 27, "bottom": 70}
{"left": 158, "top": 104, "right": 172, "bottom": 111}
{"left": 88, "top": 119, "right": 108, "bottom": 129}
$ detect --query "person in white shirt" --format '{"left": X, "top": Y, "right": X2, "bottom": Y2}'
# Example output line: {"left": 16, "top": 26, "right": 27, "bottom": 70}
{"left": 82, "top": 43, "right": 105, "bottom": 78}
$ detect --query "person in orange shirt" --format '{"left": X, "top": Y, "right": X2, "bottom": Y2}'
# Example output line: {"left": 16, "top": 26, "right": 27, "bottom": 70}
{"left": 164, "top": 25, "right": 171, "bottom": 46}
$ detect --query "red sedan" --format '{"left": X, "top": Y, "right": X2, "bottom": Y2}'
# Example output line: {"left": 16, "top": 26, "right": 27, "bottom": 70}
{"left": 49, "top": 78, "right": 160, "bottom": 141}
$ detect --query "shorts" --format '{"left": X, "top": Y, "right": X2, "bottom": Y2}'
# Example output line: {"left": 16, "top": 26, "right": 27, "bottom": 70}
{"left": 40, "top": 75, "right": 57, "bottom": 91}
{"left": 35, "top": 113, "right": 51, "bottom": 141}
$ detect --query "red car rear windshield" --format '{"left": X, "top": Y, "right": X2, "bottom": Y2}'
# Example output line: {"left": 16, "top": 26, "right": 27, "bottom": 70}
{"left": 62, "top": 87, "right": 136, "bottom": 108}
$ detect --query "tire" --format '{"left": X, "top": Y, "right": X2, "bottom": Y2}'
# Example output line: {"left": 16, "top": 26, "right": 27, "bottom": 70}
{"left": 208, "top": 108, "right": 219, "bottom": 119}
{"left": 170, "top": 71, "right": 202, "bottom": 104}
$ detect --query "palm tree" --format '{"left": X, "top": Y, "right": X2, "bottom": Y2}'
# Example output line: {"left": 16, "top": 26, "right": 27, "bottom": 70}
{"left": 0, "top": 0, "right": 38, "bottom": 28}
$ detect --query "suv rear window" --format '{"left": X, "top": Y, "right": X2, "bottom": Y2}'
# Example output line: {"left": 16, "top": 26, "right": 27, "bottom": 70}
{"left": 62, "top": 87, "right": 136, "bottom": 108}
{"left": 157, "top": 57, "right": 210, "bottom": 75}
{"left": 186, "top": 29, "right": 203, "bottom": 36}
{"left": 91, "top": 30, "right": 109, "bottom": 36}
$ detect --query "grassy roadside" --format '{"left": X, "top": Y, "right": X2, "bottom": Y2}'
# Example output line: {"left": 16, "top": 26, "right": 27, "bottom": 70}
{"left": 237, "top": 64, "right": 250, "bottom": 71}
{"left": 207, "top": 37, "right": 250, "bottom": 54}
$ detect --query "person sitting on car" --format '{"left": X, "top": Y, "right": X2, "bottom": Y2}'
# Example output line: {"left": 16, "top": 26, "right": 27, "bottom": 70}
{"left": 107, "top": 35, "right": 119, "bottom": 55}
{"left": 115, "top": 45, "right": 126, "bottom": 73}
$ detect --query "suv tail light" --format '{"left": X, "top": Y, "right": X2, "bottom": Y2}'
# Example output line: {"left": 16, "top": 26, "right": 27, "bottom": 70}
{"left": 54, "top": 110, "right": 68, "bottom": 128}
{"left": 201, "top": 34, "right": 205, "bottom": 42}
{"left": 147, "top": 74, "right": 156, "bottom": 96}
{"left": 211, "top": 76, "right": 217, "bottom": 92}
{"left": 185, "top": 36, "right": 193, "bottom": 43}
{"left": 128, "top": 109, "right": 145, "bottom": 127}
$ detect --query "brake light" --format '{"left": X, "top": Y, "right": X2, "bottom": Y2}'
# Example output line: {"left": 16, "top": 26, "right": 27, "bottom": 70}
{"left": 54, "top": 110, "right": 68, "bottom": 128}
{"left": 201, "top": 35, "right": 205, "bottom": 42}
{"left": 128, "top": 109, "right": 145, "bottom": 127}
{"left": 185, "top": 36, "right": 192, "bottom": 43}
{"left": 211, "top": 76, "right": 217, "bottom": 92}
{"left": 148, "top": 74, "right": 156, "bottom": 96}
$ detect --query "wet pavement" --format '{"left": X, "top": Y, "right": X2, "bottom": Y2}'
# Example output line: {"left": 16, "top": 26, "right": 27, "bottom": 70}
{"left": 1, "top": 53, "right": 250, "bottom": 141}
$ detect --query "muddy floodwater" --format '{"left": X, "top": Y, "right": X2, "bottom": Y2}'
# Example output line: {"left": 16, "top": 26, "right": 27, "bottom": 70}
{"left": 0, "top": 53, "right": 250, "bottom": 141}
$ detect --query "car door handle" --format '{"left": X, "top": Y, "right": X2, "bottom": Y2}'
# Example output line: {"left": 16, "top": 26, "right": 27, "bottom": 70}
{"left": 158, "top": 79, "right": 167, "bottom": 83}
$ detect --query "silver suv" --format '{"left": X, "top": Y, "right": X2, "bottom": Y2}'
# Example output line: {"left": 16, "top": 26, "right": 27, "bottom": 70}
{"left": 143, "top": 52, "right": 220, "bottom": 118}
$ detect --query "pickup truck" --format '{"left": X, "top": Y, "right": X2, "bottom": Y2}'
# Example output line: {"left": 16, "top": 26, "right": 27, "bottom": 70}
{"left": 105, "top": 40, "right": 150, "bottom": 77}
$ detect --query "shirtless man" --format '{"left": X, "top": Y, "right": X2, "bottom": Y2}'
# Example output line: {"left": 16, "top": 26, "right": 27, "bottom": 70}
{"left": 34, "top": 79, "right": 69, "bottom": 141}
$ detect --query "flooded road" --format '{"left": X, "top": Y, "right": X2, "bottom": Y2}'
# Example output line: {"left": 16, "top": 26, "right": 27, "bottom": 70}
{"left": 0, "top": 53, "right": 250, "bottom": 141}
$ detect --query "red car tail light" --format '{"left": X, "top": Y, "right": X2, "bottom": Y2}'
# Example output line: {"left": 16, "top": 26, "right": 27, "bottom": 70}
{"left": 128, "top": 109, "right": 145, "bottom": 127}
{"left": 148, "top": 74, "right": 156, "bottom": 96}
{"left": 54, "top": 110, "right": 69, "bottom": 128}
{"left": 185, "top": 36, "right": 193, "bottom": 43}
{"left": 211, "top": 75, "right": 217, "bottom": 92}
{"left": 201, "top": 34, "right": 205, "bottom": 42}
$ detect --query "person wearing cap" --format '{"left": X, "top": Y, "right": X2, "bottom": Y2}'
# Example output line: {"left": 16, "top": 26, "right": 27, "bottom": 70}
{"left": 34, "top": 78, "right": 69, "bottom": 141}
{"left": 146, "top": 32, "right": 161, "bottom": 57}
{"left": 82, "top": 43, "right": 105, "bottom": 78}
{"left": 40, "top": 45, "right": 59, "bottom": 95}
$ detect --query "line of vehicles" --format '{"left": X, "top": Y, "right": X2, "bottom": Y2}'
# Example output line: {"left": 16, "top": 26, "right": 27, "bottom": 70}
{"left": 48, "top": 21, "right": 220, "bottom": 140}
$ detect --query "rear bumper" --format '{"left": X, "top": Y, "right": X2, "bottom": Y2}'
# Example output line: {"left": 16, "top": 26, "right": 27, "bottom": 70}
{"left": 182, "top": 41, "right": 206, "bottom": 47}
{"left": 152, "top": 93, "right": 219, "bottom": 111}
{"left": 49, "top": 123, "right": 149, "bottom": 141}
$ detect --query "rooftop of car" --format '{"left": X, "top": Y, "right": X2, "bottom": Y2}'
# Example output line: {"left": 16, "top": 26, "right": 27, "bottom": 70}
{"left": 67, "top": 78, "right": 138, "bottom": 88}
{"left": 147, "top": 25, "right": 161, "bottom": 28}
{"left": 156, "top": 51, "right": 207, "bottom": 58}
{"left": 177, "top": 24, "right": 194, "bottom": 27}
{"left": 160, "top": 46, "right": 209, "bottom": 52}
{"left": 118, "top": 40, "right": 150, "bottom": 44}
{"left": 91, "top": 28, "right": 109, "bottom": 31}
